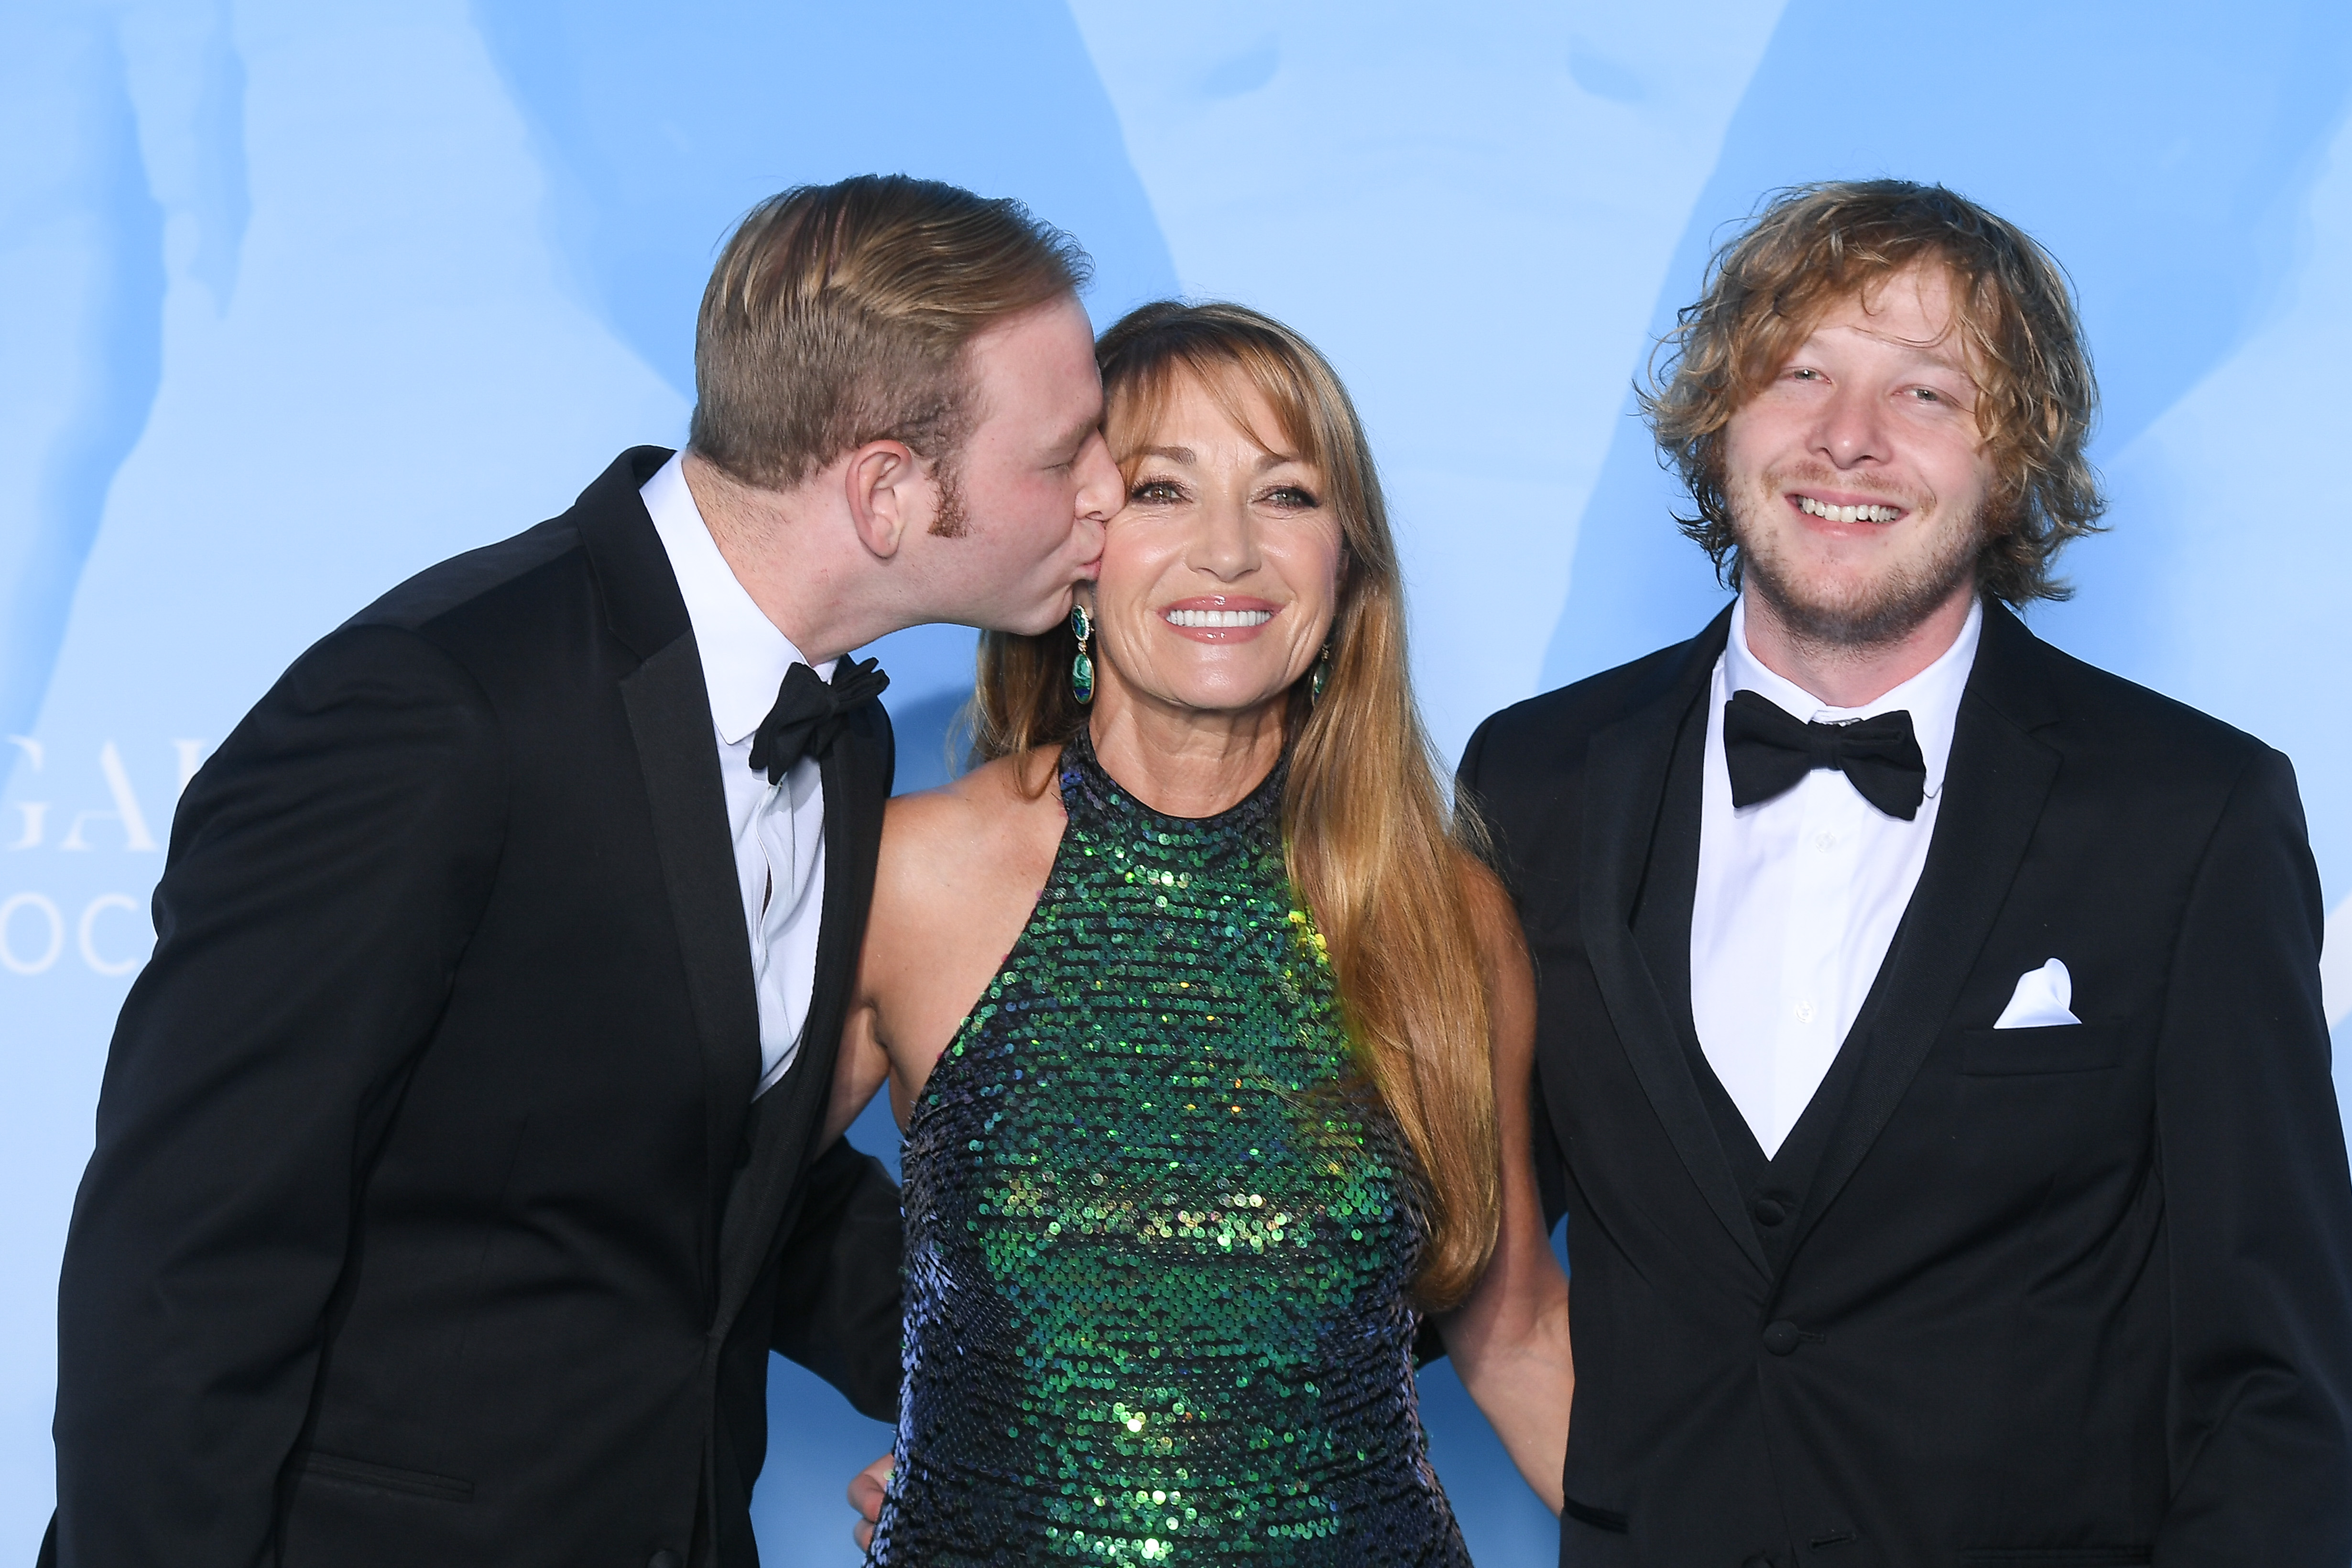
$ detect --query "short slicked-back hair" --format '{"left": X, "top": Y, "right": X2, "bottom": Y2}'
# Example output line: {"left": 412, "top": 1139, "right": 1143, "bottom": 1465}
{"left": 1642, "top": 179, "right": 2105, "bottom": 604}
{"left": 689, "top": 174, "right": 1091, "bottom": 490}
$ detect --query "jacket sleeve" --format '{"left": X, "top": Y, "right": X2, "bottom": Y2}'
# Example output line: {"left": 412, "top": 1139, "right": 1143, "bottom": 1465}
{"left": 50, "top": 623, "right": 506, "bottom": 1568}
{"left": 2153, "top": 745, "right": 2352, "bottom": 1565}
{"left": 769, "top": 1137, "right": 904, "bottom": 1423}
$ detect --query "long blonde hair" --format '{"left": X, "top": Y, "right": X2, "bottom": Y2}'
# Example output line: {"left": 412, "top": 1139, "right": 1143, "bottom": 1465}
{"left": 968, "top": 301, "right": 1499, "bottom": 1308}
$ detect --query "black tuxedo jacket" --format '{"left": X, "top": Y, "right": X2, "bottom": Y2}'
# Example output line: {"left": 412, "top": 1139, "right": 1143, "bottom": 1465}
{"left": 46, "top": 448, "right": 902, "bottom": 1568}
{"left": 1460, "top": 600, "right": 2352, "bottom": 1568}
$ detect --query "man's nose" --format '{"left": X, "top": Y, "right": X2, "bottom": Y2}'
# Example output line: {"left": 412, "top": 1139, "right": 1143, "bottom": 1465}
{"left": 1813, "top": 383, "right": 1890, "bottom": 468}
{"left": 1073, "top": 430, "right": 1122, "bottom": 532}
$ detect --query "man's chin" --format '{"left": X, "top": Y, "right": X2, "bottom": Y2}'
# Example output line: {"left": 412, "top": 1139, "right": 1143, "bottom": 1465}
{"left": 984, "top": 597, "right": 1075, "bottom": 639}
{"left": 1733, "top": 517, "right": 1982, "bottom": 650}
{"left": 1742, "top": 555, "right": 1975, "bottom": 651}
{"left": 1760, "top": 583, "right": 1969, "bottom": 651}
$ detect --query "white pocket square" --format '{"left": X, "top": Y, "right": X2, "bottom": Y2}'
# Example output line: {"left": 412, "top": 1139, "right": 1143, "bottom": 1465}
{"left": 1994, "top": 957, "right": 2081, "bottom": 1029}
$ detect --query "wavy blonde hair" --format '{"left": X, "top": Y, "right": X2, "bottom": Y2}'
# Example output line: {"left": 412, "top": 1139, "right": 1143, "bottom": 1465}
{"left": 967, "top": 301, "right": 1500, "bottom": 1309}
{"left": 1643, "top": 179, "right": 2105, "bottom": 604}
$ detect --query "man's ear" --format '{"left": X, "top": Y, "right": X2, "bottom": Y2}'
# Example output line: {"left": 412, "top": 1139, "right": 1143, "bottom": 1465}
{"left": 842, "top": 439, "right": 923, "bottom": 560}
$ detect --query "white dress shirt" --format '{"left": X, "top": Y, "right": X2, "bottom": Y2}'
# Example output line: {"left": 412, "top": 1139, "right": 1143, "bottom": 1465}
{"left": 1689, "top": 593, "right": 1983, "bottom": 1156}
{"left": 642, "top": 453, "right": 830, "bottom": 1098}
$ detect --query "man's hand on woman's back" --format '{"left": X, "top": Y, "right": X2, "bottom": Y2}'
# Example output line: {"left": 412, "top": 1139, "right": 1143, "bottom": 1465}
{"left": 850, "top": 1452, "right": 892, "bottom": 1550}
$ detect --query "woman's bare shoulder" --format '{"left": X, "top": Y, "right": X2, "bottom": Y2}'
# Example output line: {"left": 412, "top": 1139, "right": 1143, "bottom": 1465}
{"left": 884, "top": 750, "right": 1059, "bottom": 844}
{"left": 864, "top": 750, "right": 1068, "bottom": 1014}
{"left": 876, "top": 750, "right": 1066, "bottom": 903}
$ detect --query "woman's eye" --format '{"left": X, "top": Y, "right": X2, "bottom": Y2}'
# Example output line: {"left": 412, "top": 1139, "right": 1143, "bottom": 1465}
{"left": 1261, "top": 485, "right": 1320, "bottom": 509}
{"left": 1130, "top": 479, "right": 1184, "bottom": 504}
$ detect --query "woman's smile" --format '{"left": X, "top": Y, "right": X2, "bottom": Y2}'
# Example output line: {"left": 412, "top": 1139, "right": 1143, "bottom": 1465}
{"left": 1083, "top": 367, "right": 1342, "bottom": 720}
{"left": 1160, "top": 595, "right": 1280, "bottom": 640}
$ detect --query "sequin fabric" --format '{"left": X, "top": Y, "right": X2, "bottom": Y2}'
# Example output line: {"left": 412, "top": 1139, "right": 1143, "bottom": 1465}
{"left": 868, "top": 730, "right": 1468, "bottom": 1567}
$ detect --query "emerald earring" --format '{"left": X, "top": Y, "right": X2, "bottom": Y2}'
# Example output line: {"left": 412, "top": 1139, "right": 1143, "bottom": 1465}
{"left": 1070, "top": 604, "right": 1096, "bottom": 705}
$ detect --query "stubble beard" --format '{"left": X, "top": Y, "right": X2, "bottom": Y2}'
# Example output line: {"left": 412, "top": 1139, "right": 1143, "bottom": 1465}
{"left": 1730, "top": 467, "right": 1984, "bottom": 655}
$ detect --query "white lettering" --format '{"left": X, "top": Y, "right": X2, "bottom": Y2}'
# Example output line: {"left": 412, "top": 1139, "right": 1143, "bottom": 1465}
{"left": 0, "top": 893, "right": 65, "bottom": 975}
{"left": 60, "top": 742, "right": 158, "bottom": 852}
{"left": 6, "top": 738, "right": 46, "bottom": 850}
{"left": 77, "top": 893, "right": 146, "bottom": 976}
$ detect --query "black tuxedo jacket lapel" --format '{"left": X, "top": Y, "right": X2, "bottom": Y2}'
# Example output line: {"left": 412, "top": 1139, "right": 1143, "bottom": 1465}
{"left": 575, "top": 446, "right": 896, "bottom": 1339}
{"left": 588, "top": 450, "right": 765, "bottom": 1209}
{"left": 712, "top": 708, "right": 893, "bottom": 1338}
{"left": 1580, "top": 606, "right": 1771, "bottom": 1280}
{"left": 1783, "top": 603, "right": 2062, "bottom": 1260}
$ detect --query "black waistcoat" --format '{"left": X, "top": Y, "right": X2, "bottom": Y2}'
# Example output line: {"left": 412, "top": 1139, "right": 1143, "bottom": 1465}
{"left": 1626, "top": 688, "right": 1899, "bottom": 1279}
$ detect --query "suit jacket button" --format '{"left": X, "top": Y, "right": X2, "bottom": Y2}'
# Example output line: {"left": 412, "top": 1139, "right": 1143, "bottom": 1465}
{"left": 1761, "top": 1319, "right": 1802, "bottom": 1356}
{"left": 650, "top": 1551, "right": 683, "bottom": 1568}
{"left": 1751, "top": 1197, "right": 1787, "bottom": 1227}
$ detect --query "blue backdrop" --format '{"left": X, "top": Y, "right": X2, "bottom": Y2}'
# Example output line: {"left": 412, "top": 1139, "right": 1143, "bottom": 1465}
{"left": 5, "top": 2, "right": 2350, "bottom": 1561}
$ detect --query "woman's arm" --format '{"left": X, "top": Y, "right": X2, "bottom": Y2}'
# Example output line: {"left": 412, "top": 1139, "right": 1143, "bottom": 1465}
{"left": 822, "top": 758, "right": 1068, "bottom": 1149}
{"left": 824, "top": 1001, "right": 892, "bottom": 1149}
{"left": 822, "top": 797, "right": 904, "bottom": 1148}
{"left": 1435, "top": 862, "right": 1571, "bottom": 1514}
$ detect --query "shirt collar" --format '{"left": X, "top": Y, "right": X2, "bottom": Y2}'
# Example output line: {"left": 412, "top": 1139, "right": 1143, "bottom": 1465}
{"left": 1723, "top": 592, "right": 1983, "bottom": 799}
{"left": 641, "top": 451, "right": 833, "bottom": 746}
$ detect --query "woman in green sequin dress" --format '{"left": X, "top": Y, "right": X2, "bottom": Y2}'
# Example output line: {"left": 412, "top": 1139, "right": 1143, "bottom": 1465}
{"left": 828, "top": 302, "right": 1574, "bottom": 1565}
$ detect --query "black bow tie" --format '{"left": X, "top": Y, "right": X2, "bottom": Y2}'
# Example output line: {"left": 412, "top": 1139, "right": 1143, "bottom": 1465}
{"left": 748, "top": 657, "right": 889, "bottom": 784}
{"left": 1721, "top": 688, "right": 1927, "bottom": 821}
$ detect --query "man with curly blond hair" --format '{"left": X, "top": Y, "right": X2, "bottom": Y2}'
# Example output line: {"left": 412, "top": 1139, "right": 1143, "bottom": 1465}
{"left": 1462, "top": 180, "right": 2352, "bottom": 1566}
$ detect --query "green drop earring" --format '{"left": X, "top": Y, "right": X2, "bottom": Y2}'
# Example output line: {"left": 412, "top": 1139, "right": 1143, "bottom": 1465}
{"left": 1070, "top": 604, "right": 1096, "bottom": 705}
{"left": 1310, "top": 642, "right": 1331, "bottom": 704}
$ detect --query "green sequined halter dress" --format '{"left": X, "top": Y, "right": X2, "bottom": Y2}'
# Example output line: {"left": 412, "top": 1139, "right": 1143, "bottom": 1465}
{"left": 867, "top": 730, "right": 1470, "bottom": 1567}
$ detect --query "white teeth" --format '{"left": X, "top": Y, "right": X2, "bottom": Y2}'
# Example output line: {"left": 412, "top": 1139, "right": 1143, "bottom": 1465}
{"left": 1797, "top": 496, "right": 1901, "bottom": 524}
{"left": 1166, "top": 608, "right": 1274, "bottom": 628}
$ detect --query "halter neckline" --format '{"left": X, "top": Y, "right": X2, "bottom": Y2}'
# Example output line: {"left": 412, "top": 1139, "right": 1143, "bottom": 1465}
{"left": 1058, "top": 722, "right": 1288, "bottom": 841}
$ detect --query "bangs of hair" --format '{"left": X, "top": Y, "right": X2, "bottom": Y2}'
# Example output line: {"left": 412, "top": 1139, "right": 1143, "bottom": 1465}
{"left": 1102, "top": 334, "right": 1333, "bottom": 489}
